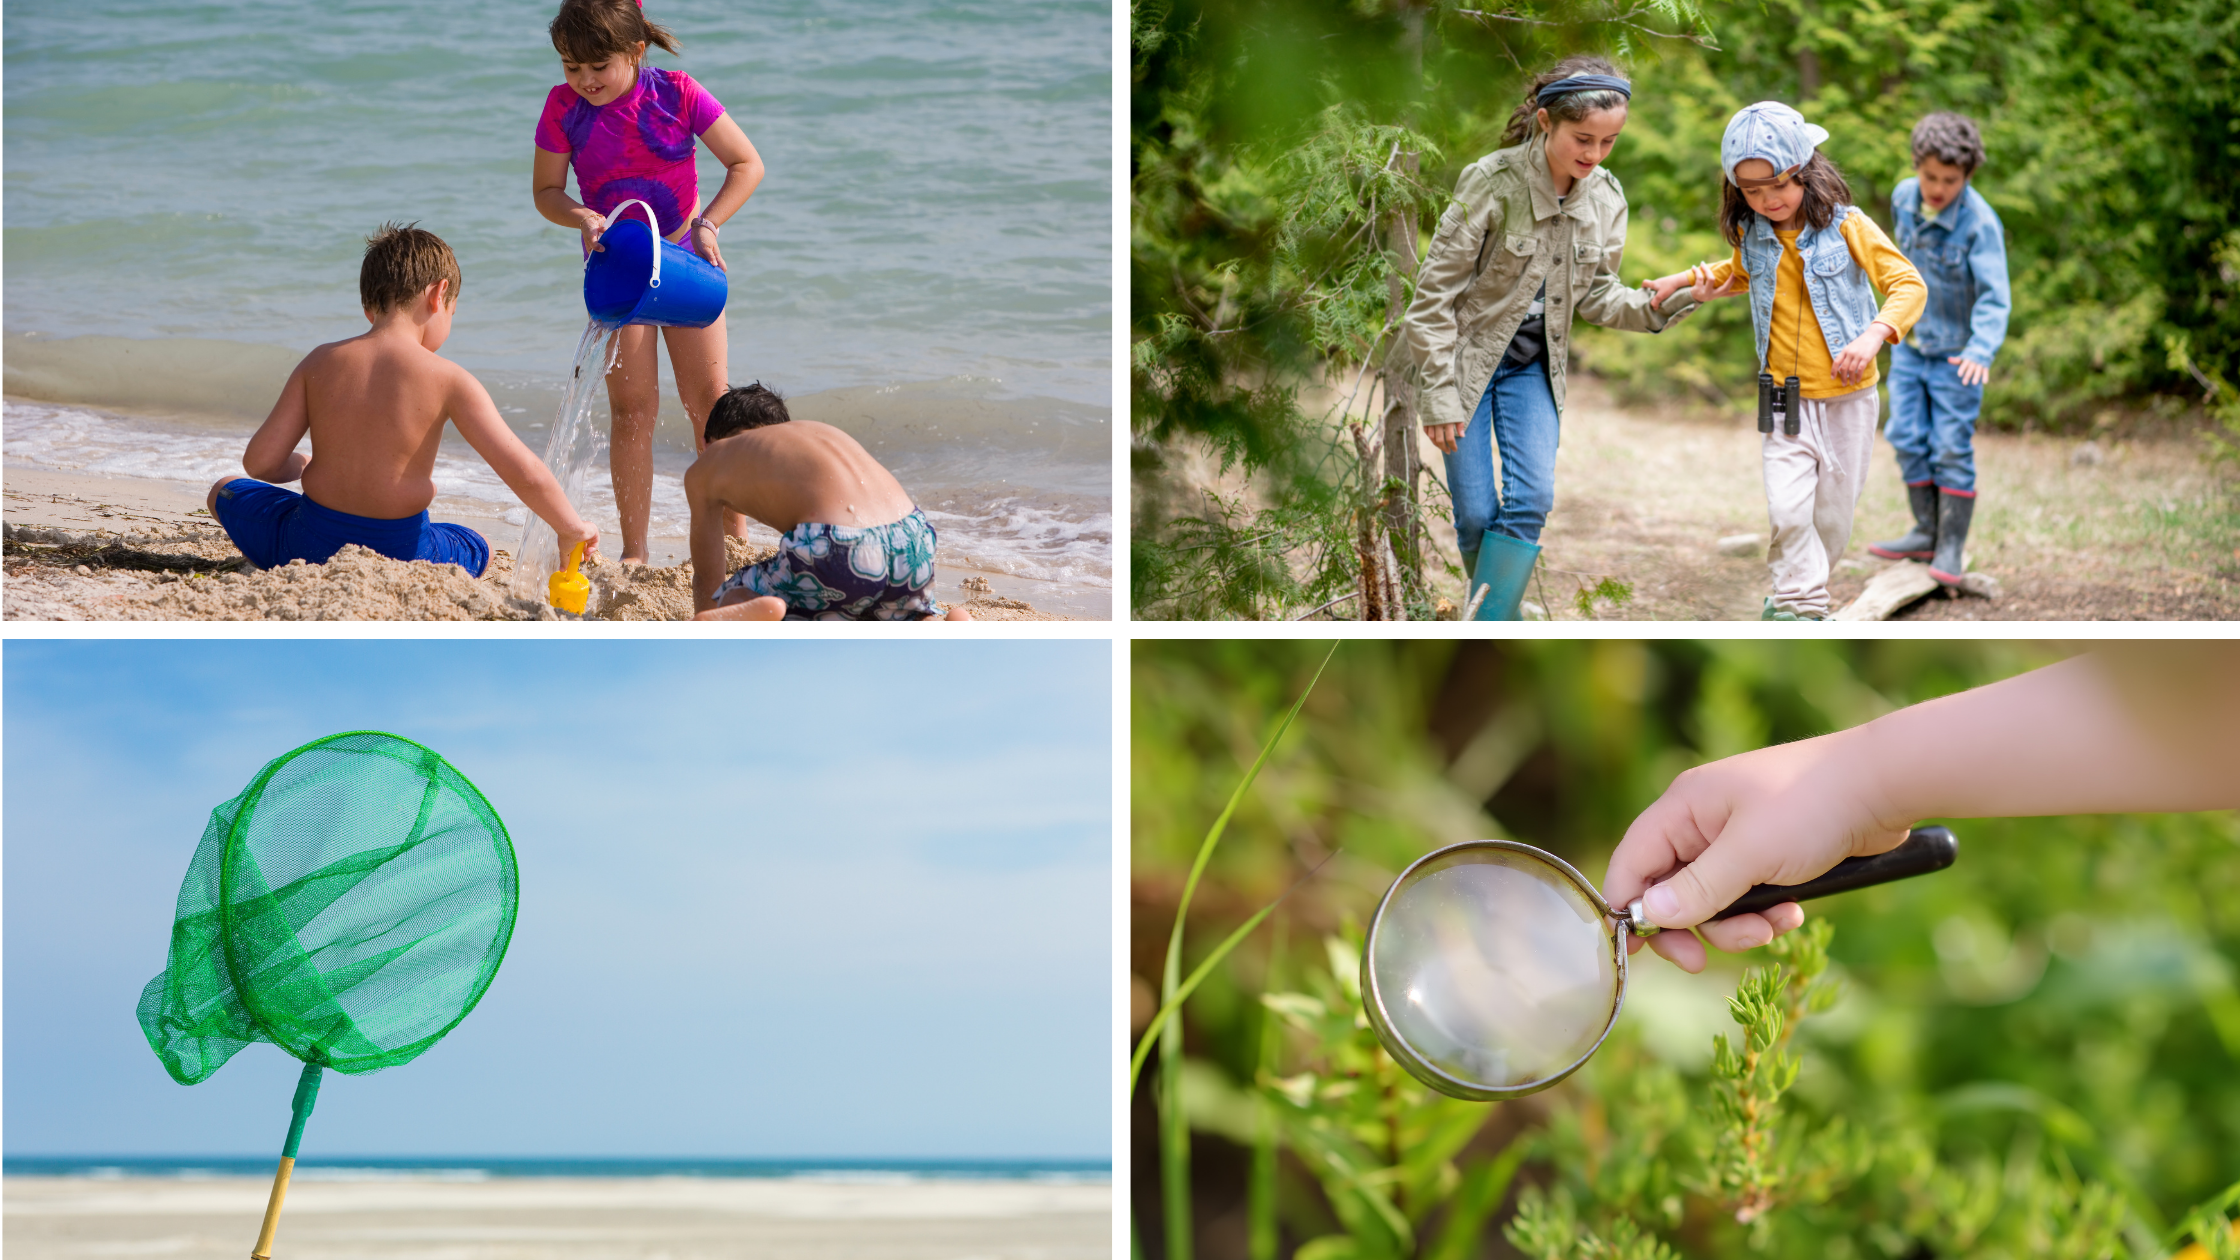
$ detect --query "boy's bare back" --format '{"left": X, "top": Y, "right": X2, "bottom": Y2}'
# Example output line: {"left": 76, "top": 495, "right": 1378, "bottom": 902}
{"left": 684, "top": 420, "right": 915, "bottom": 534}
{"left": 289, "top": 333, "right": 472, "bottom": 520}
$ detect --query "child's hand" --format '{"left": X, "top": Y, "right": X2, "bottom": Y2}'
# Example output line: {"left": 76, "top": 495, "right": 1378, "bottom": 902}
{"left": 1642, "top": 272, "right": 1693, "bottom": 308}
{"left": 690, "top": 221, "right": 726, "bottom": 272}
{"left": 578, "top": 208, "right": 608, "bottom": 256}
{"left": 560, "top": 521, "right": 600, "bottom": 561}
{"left": 1832, "top": 322, "right": 1895, "bottom": 385}
{"left": 1425, "top": 421, "right": 1463, "bottom": 454}
{"left": 1602, "top": 729, "right": 1910, "bottom": 973}
{"left": 1948, "top": 355, "right": 1989, "bottom": 387}
{"left": 1694, "top": 270, "right": 1746, "bottom": 303}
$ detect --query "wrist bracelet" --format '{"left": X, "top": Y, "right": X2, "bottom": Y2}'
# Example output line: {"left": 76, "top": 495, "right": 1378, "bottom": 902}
{"left": 691, "top": 217, "right": 720, "bottom": 235}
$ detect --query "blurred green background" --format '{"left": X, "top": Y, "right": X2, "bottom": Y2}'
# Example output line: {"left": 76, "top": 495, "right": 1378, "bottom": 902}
{"left": 1131, "top": 640, "right": 2240, "bottom": 1257}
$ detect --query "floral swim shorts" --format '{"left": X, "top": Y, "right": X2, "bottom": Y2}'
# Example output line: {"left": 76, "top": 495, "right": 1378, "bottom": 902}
{"left": 713, "top": 507, "right": 942, "bottom": 620}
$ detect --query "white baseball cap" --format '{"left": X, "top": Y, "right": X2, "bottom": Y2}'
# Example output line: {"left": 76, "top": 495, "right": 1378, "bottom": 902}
{"left": 1721, "top": 101, "right": 1830, "bottom": 185}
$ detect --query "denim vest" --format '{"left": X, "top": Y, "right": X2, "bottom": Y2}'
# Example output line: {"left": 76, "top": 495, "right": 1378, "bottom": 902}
{"left": 1740, "top": 203, "right": 1878, "bottom": 372}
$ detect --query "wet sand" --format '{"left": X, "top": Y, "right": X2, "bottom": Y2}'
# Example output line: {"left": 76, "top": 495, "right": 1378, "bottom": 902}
{"left": 2, "top": 466, "right": 1064, "bottom": 621}
{"left": 2, "top": 1175, "right": 1111, "bottom": 1260}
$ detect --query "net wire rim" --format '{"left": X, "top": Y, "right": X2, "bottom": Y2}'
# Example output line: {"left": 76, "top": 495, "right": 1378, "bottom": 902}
{"left": 215, "top": 729, "right": 519, "bottom": 1072}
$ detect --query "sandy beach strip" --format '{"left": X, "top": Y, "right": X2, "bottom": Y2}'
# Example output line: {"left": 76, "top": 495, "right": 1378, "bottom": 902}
{"left": 2, "top": 465, "right": 1064, "bottom": 621}
{"left": 4, "top": 1175, "right": 1111, "bottom": 1259}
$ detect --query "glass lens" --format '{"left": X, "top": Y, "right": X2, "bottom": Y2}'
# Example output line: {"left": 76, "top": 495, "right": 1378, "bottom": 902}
{"left": 1368, "top": 846, "right": 1619, "bottom": 1092}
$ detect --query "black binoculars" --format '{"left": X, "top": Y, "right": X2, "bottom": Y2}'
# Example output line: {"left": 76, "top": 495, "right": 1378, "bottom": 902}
{"left": 1757, "top": 372, "right": 1802, "bottom": 436}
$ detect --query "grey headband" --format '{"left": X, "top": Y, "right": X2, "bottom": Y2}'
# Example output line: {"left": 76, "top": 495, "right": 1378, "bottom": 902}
{"left": 1537, "top": 74, "right": 1632, "bottom": 103}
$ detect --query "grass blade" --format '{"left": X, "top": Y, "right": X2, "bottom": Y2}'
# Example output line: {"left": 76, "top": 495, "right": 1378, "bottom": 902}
{"left": 1146, "top": 641, "right": 1340, "bottom": 1260}
{"left": 1132, "top": 852, "right": 1336, "bottom": 1091}
{"left": 1249, "top": 913, "right": 1288, "bottom": 1260}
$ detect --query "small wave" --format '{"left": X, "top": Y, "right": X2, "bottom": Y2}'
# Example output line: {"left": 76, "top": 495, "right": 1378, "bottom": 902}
{"left": 292, "top": 1166, "right": 492, "bottom": 1183}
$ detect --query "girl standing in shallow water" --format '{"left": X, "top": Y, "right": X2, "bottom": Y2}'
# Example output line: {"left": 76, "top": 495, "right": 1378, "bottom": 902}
{"left": 532, "top": 0, "right": 765, "bottom": 563}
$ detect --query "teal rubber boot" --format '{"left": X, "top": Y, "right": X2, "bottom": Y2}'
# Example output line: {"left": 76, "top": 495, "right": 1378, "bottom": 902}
{"left": 1468, "top": 530, "right": 1541, "bottom": 621}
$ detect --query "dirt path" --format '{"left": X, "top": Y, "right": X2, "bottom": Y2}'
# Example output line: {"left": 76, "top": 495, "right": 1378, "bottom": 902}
{"left": 1419, "top": 378, "right": 2240, "bottom": 621}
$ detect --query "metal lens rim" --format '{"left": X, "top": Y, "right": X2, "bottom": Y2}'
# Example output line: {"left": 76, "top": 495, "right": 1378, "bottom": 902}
{"left": 1360, "top": 839, "right": 1629, "bottom": 1102}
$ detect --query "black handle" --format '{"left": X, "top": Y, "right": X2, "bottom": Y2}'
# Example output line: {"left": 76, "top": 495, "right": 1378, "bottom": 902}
{"left": 1756, "top": 372, "right": 1775, "bottom": 433}
{"left": 1710, "top": 826, "right": 1957, "bottom": 920}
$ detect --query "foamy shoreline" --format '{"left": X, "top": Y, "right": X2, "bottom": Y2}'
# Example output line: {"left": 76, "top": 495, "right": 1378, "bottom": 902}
{"left": 4, "top": 1175, "right": 1111, "bottom": 1259}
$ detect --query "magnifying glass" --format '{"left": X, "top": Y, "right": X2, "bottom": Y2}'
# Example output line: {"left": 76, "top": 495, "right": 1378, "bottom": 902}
{"left": 1359, "top": 826, "right": 1957, "bottom": 1100}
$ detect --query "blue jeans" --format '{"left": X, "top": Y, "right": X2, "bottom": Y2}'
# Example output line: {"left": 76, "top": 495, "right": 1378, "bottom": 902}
{"left": 1444, "top": 358, "right": 1561, "bottom": 565}
{"left": 1884, "top": 341, "right": 1980, "bottom": 492}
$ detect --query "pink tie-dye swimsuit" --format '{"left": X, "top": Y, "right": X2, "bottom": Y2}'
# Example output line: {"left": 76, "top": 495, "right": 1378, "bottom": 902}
{"left": 534, "top": 65, "right": 726, "bottom": 238}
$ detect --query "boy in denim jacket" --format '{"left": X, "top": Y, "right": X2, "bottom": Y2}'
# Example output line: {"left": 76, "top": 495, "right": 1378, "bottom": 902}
{"left": 1868, "top": 113, "right": 2011, "bottom": 585}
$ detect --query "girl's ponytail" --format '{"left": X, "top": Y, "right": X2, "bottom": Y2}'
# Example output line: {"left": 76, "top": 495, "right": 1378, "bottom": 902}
{"left": 550, "top": 0, "right": 680, "bottom": 63}
{"left": 1499, "top": 54, "right": 1630, "bottom": 147}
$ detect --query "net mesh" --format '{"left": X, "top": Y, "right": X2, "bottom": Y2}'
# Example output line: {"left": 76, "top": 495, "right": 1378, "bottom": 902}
{"left": 137, "top": 732, "right": 518, "bottom": 1085}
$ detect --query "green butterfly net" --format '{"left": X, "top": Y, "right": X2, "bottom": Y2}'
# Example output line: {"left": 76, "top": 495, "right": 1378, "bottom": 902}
{"left": 136, "top": 731, "right": 518, "bottom": 1258}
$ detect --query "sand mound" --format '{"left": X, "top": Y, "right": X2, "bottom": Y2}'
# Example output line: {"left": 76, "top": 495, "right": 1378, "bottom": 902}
{"left": 3, "top": 525, "right": 1048, "bottom": 620}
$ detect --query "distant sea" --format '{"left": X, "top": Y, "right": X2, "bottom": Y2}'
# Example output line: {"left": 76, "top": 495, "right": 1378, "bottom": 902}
{"left": 1, "top": 0, "right": 1111, "bottom": 614}
{"left": 4, "top": 1156, "right": 1110, "bottom": 1183}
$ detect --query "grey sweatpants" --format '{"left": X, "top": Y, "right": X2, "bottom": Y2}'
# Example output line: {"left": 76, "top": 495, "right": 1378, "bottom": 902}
{"left": 1762, "top": 384, "right": 1880, "bottom": 618}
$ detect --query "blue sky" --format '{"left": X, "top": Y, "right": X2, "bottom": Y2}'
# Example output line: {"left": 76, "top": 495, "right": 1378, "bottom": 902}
{"left": 3, "top": 640, "right": 1110, "bottom": 1160}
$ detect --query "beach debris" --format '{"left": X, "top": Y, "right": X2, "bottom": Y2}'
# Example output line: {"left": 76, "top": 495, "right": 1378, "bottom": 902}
{"left": 1717, "top": 533, "right": 1763, "bottom": 557}
{"left": 1831, "top": 561, "right": 1940, "bottom": 620}
{"left": 961, "top": 575, "right": 992, "bottom": 595}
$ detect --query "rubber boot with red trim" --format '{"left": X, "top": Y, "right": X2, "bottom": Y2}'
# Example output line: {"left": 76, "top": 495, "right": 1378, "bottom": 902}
{"left": 1869, "top": 482, "right": 1939, "bottom": 561}
{"left": 1929, "top": 487, "right": 1975, "bottom": 586}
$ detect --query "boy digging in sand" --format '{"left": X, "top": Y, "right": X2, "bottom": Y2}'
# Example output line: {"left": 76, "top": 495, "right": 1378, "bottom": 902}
{"left": 209, "top": 224, "right": 597, "bottom": 577}
{"left": 687, "top": 383, "right": 967, "bottom": 620}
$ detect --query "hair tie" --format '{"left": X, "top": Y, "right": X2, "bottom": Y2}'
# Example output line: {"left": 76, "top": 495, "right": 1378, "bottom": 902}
{"left": 1536, "top": 73, "right": 1632, "bottom": 103}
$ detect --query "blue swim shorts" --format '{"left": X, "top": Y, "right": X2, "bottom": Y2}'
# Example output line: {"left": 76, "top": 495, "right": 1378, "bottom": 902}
{"left": 211, "top": 479, "right": 491, "bottom": 577}
{"left": 712, "top": 507, "right": 942, "bottom": 620}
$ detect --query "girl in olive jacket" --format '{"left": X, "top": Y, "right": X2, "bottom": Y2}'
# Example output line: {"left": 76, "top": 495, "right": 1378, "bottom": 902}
{"left": 1404, "top": 55, "right": 1695, "bottom": 619}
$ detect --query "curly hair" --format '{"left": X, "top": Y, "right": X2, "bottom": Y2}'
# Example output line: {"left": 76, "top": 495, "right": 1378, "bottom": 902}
{"left": 1499, "top": 54, "right": 1630, "bottom": 148}
{"left": 1910, "top": 112, "right": 1986, "bottom": 174}
{"left": 1718, "top": 150, "right": 1854, "bottom": 246}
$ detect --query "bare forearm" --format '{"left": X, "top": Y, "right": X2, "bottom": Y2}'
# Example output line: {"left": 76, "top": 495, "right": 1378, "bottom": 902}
{"left": 1849, "top": 652, "right": 2240, "bottom": 825}
{"left": 535, "top": 186, "right": 595, "bottom": 230}
{"left": 488, "top": 450, "right": 584, "bottom": 538}
{"left": 689, "top": 514, "right": 727, "bottom": 609}
{"left": 245, "top": 450, "right": 308, "bottom": 483}
{"left": 700, "top": 160, "right": 762, "bottom": 226}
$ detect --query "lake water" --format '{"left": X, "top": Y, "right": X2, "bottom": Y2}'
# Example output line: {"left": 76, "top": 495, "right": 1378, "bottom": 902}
{"left": 1, "top": 0, "right": 1111, "bottom": 615}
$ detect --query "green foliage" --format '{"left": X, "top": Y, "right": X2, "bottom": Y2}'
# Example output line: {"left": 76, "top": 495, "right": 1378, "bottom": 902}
{"left": 1133, "top": 0, "right": 2240, "bottom": 614}
{"left": 1573, "top": 575, "right": 1635, "bottom": 619}
{"left": 1254, "top": 929, "right": 1525, "bottom": 1260}
{"left": 1133, "top": 642, "right": 2240, "bottom": 1258}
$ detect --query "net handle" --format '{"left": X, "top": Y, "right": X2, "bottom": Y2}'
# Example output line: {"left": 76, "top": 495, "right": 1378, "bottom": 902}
{"left": 249, "top": 1061, "right": 322, "bottom": 1259}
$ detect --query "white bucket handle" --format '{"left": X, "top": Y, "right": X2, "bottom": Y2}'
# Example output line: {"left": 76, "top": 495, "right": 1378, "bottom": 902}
{"left": 598, "top": 200, "right": 664, "bottom": 290}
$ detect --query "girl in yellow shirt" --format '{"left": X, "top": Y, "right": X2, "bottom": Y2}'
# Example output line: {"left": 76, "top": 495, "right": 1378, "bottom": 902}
{"left": 1645, "top": 103, "right": 1925, "bottom": 620}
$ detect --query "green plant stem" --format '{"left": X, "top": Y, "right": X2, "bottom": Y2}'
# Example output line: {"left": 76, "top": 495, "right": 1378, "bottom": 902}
{"left": 1248, "top": 914, "right": 1287, "bottom": 1260}
{"left": 1131, "top": 854, "right": 1335, "bottom": 1091}
{"left": 1162, "top": 978, "right": 1191, "bottom": 1260}
{"left": 1145, "top": 643, "right": 1340, "bottom": 1260}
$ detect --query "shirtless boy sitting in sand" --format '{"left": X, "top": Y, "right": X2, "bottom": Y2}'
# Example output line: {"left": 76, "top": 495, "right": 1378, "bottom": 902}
{"left": 207, "top": 223, "right": 596, "bottom": 577}
{"left": 687, "top": 383, "right": 966, "bottom": 620}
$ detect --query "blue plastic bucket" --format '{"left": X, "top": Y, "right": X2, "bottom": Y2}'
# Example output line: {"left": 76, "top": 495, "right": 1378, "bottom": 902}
{"left": 582, "top": 200, "right": 728, "bottom": 328}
